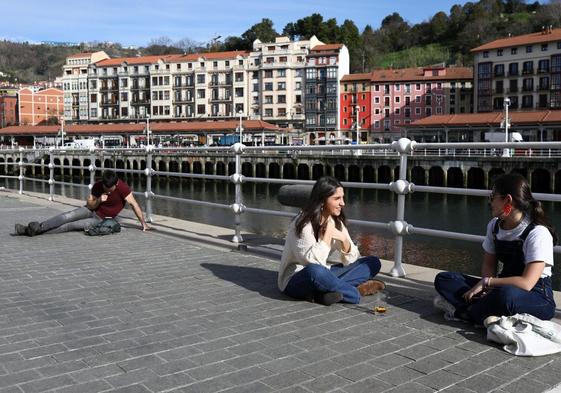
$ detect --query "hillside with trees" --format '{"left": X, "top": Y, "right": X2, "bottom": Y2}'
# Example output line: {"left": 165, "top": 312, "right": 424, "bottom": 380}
{"left": 1, "top": 0, "right": 561, "bottom": 83}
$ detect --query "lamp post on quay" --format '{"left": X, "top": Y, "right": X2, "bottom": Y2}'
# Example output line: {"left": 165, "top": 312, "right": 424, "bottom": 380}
{"left": 502, "top": 98, "right": 511, "bottom": 157}
{"left": 237, "top": 110, "right": 243, "bottom": 144}
{"left": 145, "top": 114, "right": 151, "bottom": 146}
{"left": 355, "top": 105, "right": 360, "bottom": 145}
{"left": 59, "top": 116, "right": 65, "bottom": 148}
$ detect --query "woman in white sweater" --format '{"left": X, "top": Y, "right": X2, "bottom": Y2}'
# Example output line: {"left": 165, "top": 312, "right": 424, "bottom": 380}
{"left": 278, "top": 176, "right": 385, "bottom": 305}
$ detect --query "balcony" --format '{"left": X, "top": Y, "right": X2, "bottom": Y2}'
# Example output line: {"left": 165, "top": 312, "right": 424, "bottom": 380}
{"left": 508, "top": 70, "right": 519, "bottom": 76}
{"left": 209, "top": 96, "right": 232, "bottom": 103}
{"left": 538, "top": 84, "right": 550, "bottom": 91}
{"left": 100, "top": 100, "right": 118, "bottom": 107}
{"left": 173, "top": 96, "right": 194, "bottom": 104}
{"left": 538, "top": 67, "right": 550, "bottom": 74}
{"left": 522, "top": 85, "right": 535, "bottom": 92}
{"left": 522, "top": 68, "right": 534, "bottom": 75}
{"left": 507, "top": 87, "right": 519, "bottom": 93}
{"left": 131, "top": 99, "right": 151, "bottom": 105}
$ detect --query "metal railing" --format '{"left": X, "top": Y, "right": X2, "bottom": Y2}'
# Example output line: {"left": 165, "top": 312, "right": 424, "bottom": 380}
{"left": 1, "top": 139, "right": 561, "bottom": 277}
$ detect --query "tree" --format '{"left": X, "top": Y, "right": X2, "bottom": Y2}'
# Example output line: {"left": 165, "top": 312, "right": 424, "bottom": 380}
{"left": 143, "top": 36, "right": 182, "bottom": 55}
{"left": 379, "top": 12, "right": 411, "bottom": 51}
{"left": 241, "top": 18, "right": 278, "bottom": 48}
{"left": 339, "top": 20, "right": 361, "bottom": 71}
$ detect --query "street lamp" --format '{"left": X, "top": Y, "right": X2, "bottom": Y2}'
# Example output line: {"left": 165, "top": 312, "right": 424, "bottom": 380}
{"left": 503, "top": 98, "right": 511, "bottom": 157}
{"left": 237, "top": 110, "right": 243, "bottom": 144}
{"left": 145, "top": 114, "right": 151, "bottom": 146}
{"left": 355, "top": 105, "right": 360, "bottom": 145}
{"left": 60, "top": 116, "right": 65, "bottom": 148}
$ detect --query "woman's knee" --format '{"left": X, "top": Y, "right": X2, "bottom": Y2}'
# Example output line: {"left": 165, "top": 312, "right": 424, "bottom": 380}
{"left": 361, "top": 256, "right": 381, "bottom": 275}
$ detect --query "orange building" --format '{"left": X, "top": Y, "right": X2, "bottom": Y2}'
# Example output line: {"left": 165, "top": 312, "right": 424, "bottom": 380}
{"left": 0, "top": 95, "right": 18, "bottom": 128}
{"left": 18, "top": 88, "right": 64, "bottom": 126}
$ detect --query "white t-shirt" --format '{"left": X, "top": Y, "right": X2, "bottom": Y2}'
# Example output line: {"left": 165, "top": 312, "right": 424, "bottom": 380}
{"left": 482, "top": 217, "right": 553, "bottom": 278}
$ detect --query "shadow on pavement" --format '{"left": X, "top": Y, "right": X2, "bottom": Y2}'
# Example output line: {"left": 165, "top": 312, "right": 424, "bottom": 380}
{"left": 201, "top": 262, "right": 289, "bottom": 301}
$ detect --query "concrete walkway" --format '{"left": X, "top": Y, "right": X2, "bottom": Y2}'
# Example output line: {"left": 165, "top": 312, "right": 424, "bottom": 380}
{"left": 1, "top": 189, "right": 561, "bottom": 393}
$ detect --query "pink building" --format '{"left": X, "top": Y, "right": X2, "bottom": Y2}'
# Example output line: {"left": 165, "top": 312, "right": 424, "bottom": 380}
{"left": 367, "top": 66, "right": 473, "bottom": 142}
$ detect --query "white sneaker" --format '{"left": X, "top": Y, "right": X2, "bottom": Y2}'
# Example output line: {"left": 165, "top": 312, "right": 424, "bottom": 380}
{"left": 433, "top": 295, "right": 460, "bottom": 321}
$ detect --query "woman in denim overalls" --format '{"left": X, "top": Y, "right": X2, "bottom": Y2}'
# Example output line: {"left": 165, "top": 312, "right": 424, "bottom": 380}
{"left": 434, "top": 173, "right": 557, "bottom": 325}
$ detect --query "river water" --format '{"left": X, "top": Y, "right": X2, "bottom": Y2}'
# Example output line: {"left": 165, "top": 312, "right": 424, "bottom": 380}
{"left": 6, "top": 175, "right": 561, "bottom": 289}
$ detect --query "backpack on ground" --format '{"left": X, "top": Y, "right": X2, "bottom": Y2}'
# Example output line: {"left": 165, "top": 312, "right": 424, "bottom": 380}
{"left": 85, "top": 218, "right": 121, "bottom": 236}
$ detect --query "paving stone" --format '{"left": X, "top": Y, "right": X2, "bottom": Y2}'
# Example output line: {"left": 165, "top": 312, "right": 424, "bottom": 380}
{"left": 2, "top": 196, "right": 561, "bottom": 393}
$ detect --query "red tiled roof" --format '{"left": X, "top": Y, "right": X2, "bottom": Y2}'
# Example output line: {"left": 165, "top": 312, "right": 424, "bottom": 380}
{"left": 95, "top": 55, "right": 174, "bottom": 66}
{"left": 0, "top": 120, "right": 282, "bottom": 136}
{"left": 340, "top": 67, "right": 472, "bottom": 83}
{"left": 67, "top": 52, "right": 95, "bottom": 59}
{"left": 341, "top": 73, "right": 371, "bottom": 82}
{"left": 369, "top": 67, "right": 472, "bottom": 82}
{"left": 311, "top": 44, "right": 344, "bottom": 51}
{"left": 471, "top": 28, "right": 561, "bottom": 52}
{"left": 408, "top": 110, "right": 561, "bottom": 127}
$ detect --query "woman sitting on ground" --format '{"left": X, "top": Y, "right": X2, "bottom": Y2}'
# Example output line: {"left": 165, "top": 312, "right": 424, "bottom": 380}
{"left": 434, "top": 173, "right": 556, "bottom": 325}
{"left": 278, "top": 176, "right": 385, "bottom": 306}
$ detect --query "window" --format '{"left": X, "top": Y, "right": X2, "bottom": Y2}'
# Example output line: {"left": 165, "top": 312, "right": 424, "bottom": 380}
{"left": 494, "top": 64, "right": 504, "bottom": 77}
{"left": 542, "top": 43, "right": 548, "bottom": 51}
{"left": 508, "top": 63, "right": 519, "bottom": 76}
{"left": 197, "top": 104, "right": 205, "bottom": 114}
{"left": 415, "top": 83, "right": 421, "bottom": 91}
{"left": 278, "top": 69, "right": 286, "bottom": 77}
{"left": 483, "top": 51, "right": 489, "bottom": 58}
{"left": 526, "top": 45, "right": 533, "bottom": 53}
{"left": 197, "top": 74, "right": 205, "bottom": 84}
{"left": 264, "top": 82, "right": 273, "bottom": 91}
{"left": 264, "top": 70, "right": 273, "bottom": 78}
{"left": 538, "top": 59, "right": 550, "bottom": 73}
{"left": 265, "top": 108, "right": 273, "bottom": 117}
{"left": 278, "top": 95, "right": 286, "bottom": 103}
{"left": 497, "top": 49, "right": 503, "bottom": 56}
{"left": 522, "top": 61, "right": 533, "bottom": 74}
{"left": 415, "top": 96, "right": 421, "bottom": 103}
{"left": 277, "top": 82, "right": 286, "bottom": 90}
{"left": 264, "top": 95, "right": 273, "bottom": 104}
{"left": 121, "top": 92, "right": 128, "bottom": 102}
{"left": 197, "top": 89, "right": 205, "bottom": 99}
{"left": 511, "top": 47, "right": 517, "bottom": 55}
{"left": 425, "top": 107, "right": 432, "bottom": 116}
{"left": 90, "top": 94, "right": 97, "bottom": 103}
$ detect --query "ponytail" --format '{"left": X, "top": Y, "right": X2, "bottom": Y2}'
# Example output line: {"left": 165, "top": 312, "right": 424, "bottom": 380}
{"left": 530, "top": 199, "right": 558, "bottom": 244}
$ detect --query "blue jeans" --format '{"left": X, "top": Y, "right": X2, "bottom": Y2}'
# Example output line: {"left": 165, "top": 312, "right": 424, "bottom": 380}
{"left": 284, "top": 256, "right": 382, "bottom": 304}
{"left": 434, "top": 271, "right": 556, "bottom": 325}
{"left": 40, "top": 206, "right": 102, "bottom": 234}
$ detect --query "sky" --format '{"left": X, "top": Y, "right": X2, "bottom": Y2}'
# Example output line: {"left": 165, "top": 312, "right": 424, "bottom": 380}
{"left": 0, "top": 0, "right": 545, "bottom": 47}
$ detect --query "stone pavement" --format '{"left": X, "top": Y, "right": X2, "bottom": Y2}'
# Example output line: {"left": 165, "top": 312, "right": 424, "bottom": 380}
{"left": 1, "top": 190, "right": 561, "bottom": 393}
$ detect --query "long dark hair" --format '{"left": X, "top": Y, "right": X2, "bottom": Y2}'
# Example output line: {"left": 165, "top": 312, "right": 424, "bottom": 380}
{"left": 493, "top": 173, "right": 557, "bottom": 244}
{"left": 295, "top": 176, "right": 347, "bottom": 240}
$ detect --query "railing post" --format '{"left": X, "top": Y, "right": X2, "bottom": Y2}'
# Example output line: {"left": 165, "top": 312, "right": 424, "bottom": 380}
{"left": 18, "top": 147, "right": 24, "bottom": 194}
{"left": 388, "top": 138, "right": 416, "bottom": 277}
{"left": 144, "top": 145, "right": 154, "bottom": 223}
{"left": 48, "top": 147, "right": 55, "bottom": 201}
{"left": 230, "top": 143, "right": 245, "bottom": 245}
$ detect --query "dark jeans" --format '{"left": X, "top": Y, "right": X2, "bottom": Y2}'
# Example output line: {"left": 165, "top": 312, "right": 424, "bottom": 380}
{"left": 434, "top": 271, "right": 556, "bottom": 325}
{"left": 40, "top": 206, "right": 102, "bottom": 234}
{"left": 284, "top": 256, "right": 381, "bottom": 304}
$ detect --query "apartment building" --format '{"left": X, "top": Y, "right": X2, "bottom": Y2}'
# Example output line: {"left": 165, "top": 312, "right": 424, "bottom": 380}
{"left": 340, "top": 65, "right": 473, "bottom": 142}
{"left": 0, "top": 95, "right": 17, "bottom": 128}
{"left": 61, "top": 37, "right": 348, "bottom": 143}
{"left": 62, "top": 51, "right": 109, "bottom": 122}
{"left": 339, "top": 73, "right": 371, "bottom": 143}
{"left": 248, "top": 36, "right": 321, "bottom": 136}
{"left": 304, "top": 44, "right": 349, "bottom": 144}
{"left": 472, "top": 27, "right": 561, "bottom": 112}
{"left": 18, "top": 87, "right": 64, "bottom": 126}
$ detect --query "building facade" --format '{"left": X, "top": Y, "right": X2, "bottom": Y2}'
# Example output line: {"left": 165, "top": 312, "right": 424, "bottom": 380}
{"left": 0, "top": 95, "right": 17, "bottom": 128}
{"left": 472, "top": 27, "right": 561, "bottom": 113}
{"left": 304, "top": 44, "right": 349, "bottom": 144}
{"left": 62, "top": 51, "right": 110, "bottom": 122}
{"left": 18, "top": 88, "right": 64, "bottom": 126}
{"left": 61, "top": 37, "right": 348, "bottom": 145}
{"left": 248, "top": 36, "right": 321, "bottom": 140}
{"left": 339, "top": 66, "right": 473, "bottom": 143}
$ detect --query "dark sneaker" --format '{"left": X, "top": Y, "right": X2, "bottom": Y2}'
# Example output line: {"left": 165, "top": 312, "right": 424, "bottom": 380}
{"left": 27, "top": 222, "right": 42, "bottom": 237}
{"left": 14, "top": 223, "right": 28, "bottom": 236}
{"left": 357, "top": 279, "right": 386, "bottom": 296}
{"left": 314, "top": 291, "right": 343, "bottom": 306}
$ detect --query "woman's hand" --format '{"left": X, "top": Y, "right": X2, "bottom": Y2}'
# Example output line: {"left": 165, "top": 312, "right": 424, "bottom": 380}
{"left": 462, "top": 278, "right": 487, "bottom": 303}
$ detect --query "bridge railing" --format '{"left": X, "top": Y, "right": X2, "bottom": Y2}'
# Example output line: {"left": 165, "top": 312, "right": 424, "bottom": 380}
{"left": 1, "top": 140, "right": 561, "bottom": 277}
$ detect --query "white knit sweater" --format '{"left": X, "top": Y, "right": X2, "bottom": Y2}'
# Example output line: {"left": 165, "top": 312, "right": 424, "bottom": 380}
{"left": 277, "top": 219, "right": 360, "bottom": 291}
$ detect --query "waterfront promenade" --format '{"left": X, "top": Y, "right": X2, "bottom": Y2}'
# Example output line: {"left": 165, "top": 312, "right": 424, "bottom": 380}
{"left": 2, "top": 189, "right": 561, "bottom": 393}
